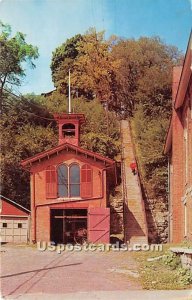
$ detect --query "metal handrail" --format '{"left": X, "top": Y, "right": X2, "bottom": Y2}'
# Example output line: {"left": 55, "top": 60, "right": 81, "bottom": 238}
{"left": 122, "top": 119, "right": 149, "bottom": 238}
{"left": 129, "top": 121, "right": 154, "bottom": 237}
{"left": 120, "top": 120, "right": 127, "bottom": 242}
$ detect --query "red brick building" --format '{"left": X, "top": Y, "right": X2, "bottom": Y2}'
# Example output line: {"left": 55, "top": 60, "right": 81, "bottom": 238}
{"left": 164, "top": 33, "right": 192, "bottom": 243}
{"left": 21, "top": 113, "right": 116, "bottom": 244}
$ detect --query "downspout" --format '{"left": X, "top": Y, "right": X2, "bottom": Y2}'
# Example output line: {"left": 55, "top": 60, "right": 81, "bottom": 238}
{"left": 99, "top": 168, "right": 105, "bottom": 207}
{"left": 32, "top": 172, "right": 36, "bottom": 243}
{"left": 21, "top": 166, "right": 35, "bottom": 243}
{"left": 27, "top": 214, "right": 30, "bottom": 244}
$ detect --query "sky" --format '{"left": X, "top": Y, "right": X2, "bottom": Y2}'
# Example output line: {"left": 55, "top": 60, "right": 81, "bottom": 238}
{"left": 0, "top": 0, "right": 191, "bottom": 95}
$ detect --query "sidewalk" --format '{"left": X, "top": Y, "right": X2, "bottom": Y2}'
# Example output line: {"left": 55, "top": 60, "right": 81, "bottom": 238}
{"left": 9, "top": 289, "right": 192, "bottom": 300}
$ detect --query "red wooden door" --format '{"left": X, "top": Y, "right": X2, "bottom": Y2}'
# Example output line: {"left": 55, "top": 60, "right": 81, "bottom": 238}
{"left": 88, "top": 207, "right": 110, "bottom": 243}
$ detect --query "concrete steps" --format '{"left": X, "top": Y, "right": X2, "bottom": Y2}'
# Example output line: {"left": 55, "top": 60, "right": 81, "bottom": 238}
{"left": 121, "top": 120, "right": 148, "bottom": 245}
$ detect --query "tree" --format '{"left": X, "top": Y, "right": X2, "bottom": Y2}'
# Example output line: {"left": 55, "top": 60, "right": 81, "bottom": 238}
{"left": 112, "top": 36, "right": 182, "bottom": 116}
{"left": 111, "top": 36, "right": 182, "bottom": 200}
{"left": 40, "top": 93, "right": 120, "bottom": 157}
{"left": 50, "top": 28, "right": 120, "bottom": 103}
{"left": 131, "top": 104, "right": 169, "bottom": 197}
{"left": 51, "top": 34, "right": 83, "bottom": 94}
{"left": 81, "top": 132, "right": 120, "bottom": 159}
{"left": 1, "top": 92, "right": 120, "bottom": 207}
{"left": 0, "top": 93, "right": 57, "bottom": 207}
{"left": 71, "top": 28, "right": 119, "bottom": 104}
{"left": 0, "top": 21, "right": 39, "bottom": 108}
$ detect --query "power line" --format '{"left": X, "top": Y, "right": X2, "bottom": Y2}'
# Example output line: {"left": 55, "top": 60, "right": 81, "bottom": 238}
{"left": 2, "top": 88, "right": 55, "bottom": 121}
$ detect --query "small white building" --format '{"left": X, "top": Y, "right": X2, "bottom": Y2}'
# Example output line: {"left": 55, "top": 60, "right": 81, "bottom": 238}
{"left": 0, "top": 195, "right": 30, "bottom": 243}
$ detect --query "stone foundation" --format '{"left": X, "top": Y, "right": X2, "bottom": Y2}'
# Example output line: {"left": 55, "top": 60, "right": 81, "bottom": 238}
{"left": 109, "top": 185, "right": 169, "bottom": 244}
{"left": 144, "top": 196, "right": 169, "bottom": 243}
{"left": 170, "top": 248, "right": 192, "bottom": 272}
{"left": 110, "top": 186, "right": 124, "bottom": 236}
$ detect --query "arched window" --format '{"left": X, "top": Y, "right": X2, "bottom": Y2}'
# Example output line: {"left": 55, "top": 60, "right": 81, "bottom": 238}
{"left": 81, "top": 164, "right": 92, "bottom": 198}
{"left": 62, "top": 123, "right": 75, "bottom": 137}
{"left": 46, "top": 166, "right": 57, "bottom": 198}
{"left": 57, "top": 164, "right": 68, "bottom": 197}
{"left": 69, "top": 164, "right": 80, "bottom": 197}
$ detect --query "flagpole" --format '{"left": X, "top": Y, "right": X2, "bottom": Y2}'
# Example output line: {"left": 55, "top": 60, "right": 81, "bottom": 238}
{"left": 68, "top": 69, "right": 71, "bottom": 114}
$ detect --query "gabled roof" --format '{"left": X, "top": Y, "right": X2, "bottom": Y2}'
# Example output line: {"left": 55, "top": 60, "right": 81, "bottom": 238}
{"left": 174, "top": 31, "right": 192, "bottom": 109}
{"left": 0, "top": 195, "right": 30, "bottom": 213}
{"left": 21, "top": 142, "right": 115, "bottom": 168}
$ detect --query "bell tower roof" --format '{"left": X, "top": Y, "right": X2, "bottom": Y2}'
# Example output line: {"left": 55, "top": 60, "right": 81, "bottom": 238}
{"left": 54, "top": 113, "right": 85, "bottom": 146}
{"left": 54, "top": 113, "right": 85, "bottom": 123}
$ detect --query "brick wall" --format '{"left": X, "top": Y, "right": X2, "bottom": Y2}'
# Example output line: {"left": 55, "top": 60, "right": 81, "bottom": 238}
{"left": 29, "top": 154, "right": 108, "bottom": 242}
{"left": 170, "top": 66, "right": 192, "bottom": 243}
{"left": 36, "top": 206, "right": 50, "bottom": 242}
{"left": 171, "top": 108, "right": 184, "bottom": 242}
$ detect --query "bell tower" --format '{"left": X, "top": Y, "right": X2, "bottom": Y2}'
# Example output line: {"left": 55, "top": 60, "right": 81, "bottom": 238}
{"left": 54, "top": 69, "right": 85, "bottom": 146}
{"left": 54, "top": 113, "right": 85, "bottom": 146}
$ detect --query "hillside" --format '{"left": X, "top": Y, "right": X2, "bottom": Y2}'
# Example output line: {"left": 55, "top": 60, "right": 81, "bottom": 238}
{"left": 1, "top": 27, "right": 183, "bottom": 242}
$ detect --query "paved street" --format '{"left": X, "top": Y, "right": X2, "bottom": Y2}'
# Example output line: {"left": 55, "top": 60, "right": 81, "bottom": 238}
{"left": 1, "top": 244, "right": 192, "bottom": 300}
{"left": 1, "top": 244, "right": 141, "bottom": 299}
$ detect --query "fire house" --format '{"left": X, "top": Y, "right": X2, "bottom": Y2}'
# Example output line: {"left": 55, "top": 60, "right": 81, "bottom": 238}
{"left": 21, "top": 113, "right": 116, "bottom": 244}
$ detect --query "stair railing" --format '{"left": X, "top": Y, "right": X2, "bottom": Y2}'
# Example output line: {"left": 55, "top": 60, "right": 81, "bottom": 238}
{"left": 128, "top": 120, "right": 149, "bottom": 238}
{"left": 120, "top": 120, "right": 128, "bottom": 243}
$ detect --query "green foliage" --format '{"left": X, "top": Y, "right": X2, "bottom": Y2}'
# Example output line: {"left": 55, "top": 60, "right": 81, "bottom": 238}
{"left": 112, "top": 36, "right": 182, "bottom": 116}
{"left": 163, "top": 252, "right": 181, "bottom": 270}
{"left": 51, "top": 28, "right": 119, "bottom": 102}
{"left": 1, "top": 93, "right": 119, "bottom": 207}
{"left": 50, "top": 32, "right": 183, "bottom": 201}
{"left": 81, "top": 133, "right": 120, "bottom": 159}
{"left": 38, "top": 90, "right": 68, "bottom": 113}
{"left": 51, "top": 34, "right": 82, "bottom": 93}
{"left": 176, "top": 268, "right": 192, "bottom": 285}
{"left": 121, "top": 38, "right": 182, "bottom": 200}
{"left": 40, "top": 95, "right": 120, "bottom": 158}
{"left": 2, "top": 25, "right": 183, "bottom": 212}
{"left": 0, "top": 21, "right": 39, "bottom": 104}
{"left": 74, "top": 98, "right": 119, "bottom": 138}
{"left": 71, "top": 28, "right": 119, "bottom": 103}
{"left": 133, "top": 245, "right": 192, "bottom": 290}
{"left": 162, "top": 252, "right": 192, "bottom": 285}
{"left": 162, "top": 252, "right": 192, "bottom": 286}
{"left": 1, "top": 94, "right": 57, "bottom": 207}
{"left": 131, "top": 104, "right": 169, "bottom": 197}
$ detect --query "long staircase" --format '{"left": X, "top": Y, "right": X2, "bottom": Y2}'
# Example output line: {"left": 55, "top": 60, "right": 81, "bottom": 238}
{"left": 121, "top": 120, "right": 148, "bottom": 244}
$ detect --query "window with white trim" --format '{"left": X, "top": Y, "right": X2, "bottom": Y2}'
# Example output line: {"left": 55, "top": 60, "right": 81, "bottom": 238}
{"left": 57, "top": 163, "right": 80, "bottom": 197}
